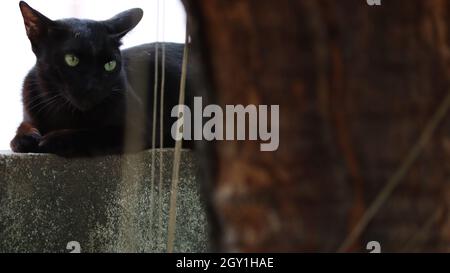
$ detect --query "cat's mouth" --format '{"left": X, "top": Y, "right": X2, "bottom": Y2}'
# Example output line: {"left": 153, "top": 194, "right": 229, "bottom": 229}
{"left": 71, "top": 101, "right": 93, "bottom": 112}
{"left": 63, "top": 87, "right": 108, "bottom": 112}
{"left": 65, "top": 93, "right": 97, "bottom": 112}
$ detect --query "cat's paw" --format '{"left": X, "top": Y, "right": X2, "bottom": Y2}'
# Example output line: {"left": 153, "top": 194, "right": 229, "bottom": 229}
{"left": 10, "top": 130, "right": 42, "bottom": 153}
{"left": 38, "top": 130, "right": 75, "bottom": 155}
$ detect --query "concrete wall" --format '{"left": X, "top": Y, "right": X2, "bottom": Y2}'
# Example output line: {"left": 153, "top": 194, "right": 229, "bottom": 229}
{"left": 0, "top": 150, "right": 208, "bottom": 253}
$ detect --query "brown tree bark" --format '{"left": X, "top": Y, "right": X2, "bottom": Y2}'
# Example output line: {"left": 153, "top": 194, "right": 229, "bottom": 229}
{"left": 182, "top": 0, "right": 450, "bottom": 252}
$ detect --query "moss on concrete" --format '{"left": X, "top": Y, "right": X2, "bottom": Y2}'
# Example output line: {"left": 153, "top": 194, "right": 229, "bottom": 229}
{"left": 0, "top": 149, "right": 208, "bottom": 253}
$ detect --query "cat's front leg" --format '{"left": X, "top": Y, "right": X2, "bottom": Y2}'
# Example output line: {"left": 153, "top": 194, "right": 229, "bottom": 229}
{"left": 10, "top": 122, "right": 42, "bottom": 153}
{"left": 38, "top": 128, "right": 125, "bottom": 157}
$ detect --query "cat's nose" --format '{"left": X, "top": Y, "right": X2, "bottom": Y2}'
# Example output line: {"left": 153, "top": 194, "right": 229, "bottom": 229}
{"left": 85, "top": 82, "right": 96, "bottom": 92}
{"left": 83, "top": 84, "right": 101, "bottom": 95}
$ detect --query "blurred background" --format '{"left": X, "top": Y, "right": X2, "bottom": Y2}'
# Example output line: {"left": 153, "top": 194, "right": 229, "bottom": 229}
{"left": 0, "top": 0, "right": 447, "bottom": 253}
{"left": 0, "top": 0, "right": 186, "bottom": 150}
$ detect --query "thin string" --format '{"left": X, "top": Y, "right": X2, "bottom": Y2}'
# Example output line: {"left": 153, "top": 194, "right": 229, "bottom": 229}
{"left": 167, "top": 22, "right": 189, "bottom": 253}
{"left": 337, "top": 90, "right": 450, "bottom": 252}
{"left": 150, "top": 0, "right": 160, "bottom": 248}
{"left": 157, "top": 0, "right": 166, "bottom": 248}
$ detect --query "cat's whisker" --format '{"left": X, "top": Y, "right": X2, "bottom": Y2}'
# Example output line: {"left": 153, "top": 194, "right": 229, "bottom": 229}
{"left": 25, "top": 92, "right": 52, "bottom": 105}
{"left": 62, "top": 99, "right": 77, "bottom": 116}
{"left": 33, "top": 95, "right": 64, "bottom": 115}
{"left": 35, "top": 99, "right": 59, "bottom": 115}
{"left": 55, "top": 95, "right": 74, "bottom": 114}
{"left": 27, "top": 90, "right": 61, "bottom": 103}
{"left": 27, "top": 94, "right": 61, "bottom": 112}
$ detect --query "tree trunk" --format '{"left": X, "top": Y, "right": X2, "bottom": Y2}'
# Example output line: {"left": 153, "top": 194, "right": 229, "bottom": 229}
{"left": 182, "top": 0, "right": 450, "bottom": 252}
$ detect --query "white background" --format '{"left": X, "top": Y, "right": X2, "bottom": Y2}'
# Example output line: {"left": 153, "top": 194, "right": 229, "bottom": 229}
{"left": 0, "top": 0, "right": 186, "bottom": 150}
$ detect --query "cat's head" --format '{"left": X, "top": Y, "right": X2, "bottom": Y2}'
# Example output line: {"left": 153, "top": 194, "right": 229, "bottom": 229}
{"left": 19, "top": 1, "right": 143, "bottom": 111}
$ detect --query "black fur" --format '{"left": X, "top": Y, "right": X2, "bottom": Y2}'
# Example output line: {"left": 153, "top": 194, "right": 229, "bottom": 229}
{"left": 11, "top": 1, "right": 192, "bottom": 157}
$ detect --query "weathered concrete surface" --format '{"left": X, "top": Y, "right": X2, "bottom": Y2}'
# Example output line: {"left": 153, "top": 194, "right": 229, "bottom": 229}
{"left": 0, "top": 149, "right": 208, "bottom": 253}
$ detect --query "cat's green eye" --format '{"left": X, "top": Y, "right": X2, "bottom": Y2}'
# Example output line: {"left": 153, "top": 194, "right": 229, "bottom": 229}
{"left": 64, "top": 54, "right": 79, "bottom": 67}
{"left": 104, "top": 60, "right": 117, "bottom": 72}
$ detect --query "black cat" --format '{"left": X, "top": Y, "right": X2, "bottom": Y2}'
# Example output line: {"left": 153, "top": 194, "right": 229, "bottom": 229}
{"left": 10, "top": 1, "right": 192, "bottom": 157}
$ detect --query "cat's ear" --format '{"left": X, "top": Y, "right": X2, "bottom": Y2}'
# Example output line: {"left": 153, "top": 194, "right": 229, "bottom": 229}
{"left": 104, "top": 8, "right": 143, "bottom": 40}
{"left": 19, "top": 1, "right": 53, "bottom": 45}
